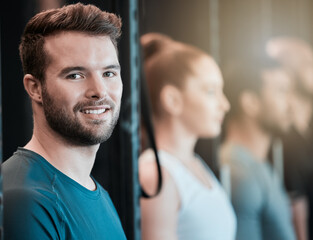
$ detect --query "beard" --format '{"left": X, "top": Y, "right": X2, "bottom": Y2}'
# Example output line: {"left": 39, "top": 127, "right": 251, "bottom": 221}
{"left": 258, "top": 116, "right": 289, "bottom": 138}
{"left": 41, "top": 86, "right": 120, "bottom": 146}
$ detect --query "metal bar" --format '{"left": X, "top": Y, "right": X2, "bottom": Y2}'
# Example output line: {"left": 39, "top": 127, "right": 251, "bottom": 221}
{"left": 91, "top": 0, "right": 142, "bottom": 239}
{"left": 0, "top": 18, "right": 3, "bottom": 240}
{"left": 116, "top": 0, "right": 141, "bottom": 238}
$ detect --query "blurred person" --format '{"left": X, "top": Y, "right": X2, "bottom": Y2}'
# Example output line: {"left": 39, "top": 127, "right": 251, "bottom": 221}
{"left": 139, "top": 33, "right": 236, "bottom": 240}
{"left": 2, "top": 3, "right": 126, "bottom": 239}
{"left": 219, "top": 55, "right": 296, "bottom": 240}
{"left": 281, "top": 84, "right": 312, "bottom": 240}
{"left": 267, "top": 37, "right": 313, "bottom": 95}
{"left": 267, "top": 37, "right": 313, "bottom": 240}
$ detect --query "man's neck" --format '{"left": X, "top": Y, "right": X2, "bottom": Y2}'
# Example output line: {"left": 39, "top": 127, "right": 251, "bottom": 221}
{"left": 25, "top": 127, "right": 99, "bottom": 190}
{"left": 225, "top": 118, "right": 271, "bottom": 161}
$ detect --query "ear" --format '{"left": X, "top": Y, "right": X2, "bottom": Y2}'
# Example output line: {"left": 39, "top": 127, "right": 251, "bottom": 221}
{"left": 23, "top": 74, "right": 43, "bottom": 104}
{"left": 239, "top": 90, "right": 260, "bottom": 118}
{"left": 159, "top": 85, "right": 183, "bottom": 116}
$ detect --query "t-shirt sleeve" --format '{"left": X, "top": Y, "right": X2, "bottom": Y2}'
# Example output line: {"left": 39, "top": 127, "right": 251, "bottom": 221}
{"left": 230, "top": 165, "right": 264, "bottom": 240}
{"left": 4, "top": 188, "right": 63, "bottom": 240}
{"left": 262, "top": 174, "right": 296, "bottom": 240}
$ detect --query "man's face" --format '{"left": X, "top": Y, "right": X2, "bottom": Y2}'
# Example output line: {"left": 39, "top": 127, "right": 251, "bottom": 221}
{"left": 258, "top": 68, "right": 291, "bottom": 135}
{"left": 41, "top": 31, "right": 123, "bottom": 146}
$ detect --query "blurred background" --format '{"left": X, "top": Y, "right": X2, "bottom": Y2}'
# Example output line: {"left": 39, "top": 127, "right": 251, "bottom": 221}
{"left": 1, "top": 0, "right": 313, "bottom": 239}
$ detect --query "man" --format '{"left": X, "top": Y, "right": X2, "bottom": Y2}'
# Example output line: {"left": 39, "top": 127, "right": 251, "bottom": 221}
{"left": 219, "top": 55, "right": 296, "bottom": 240}
{"left": 267, "top": 37, "right": 313, "bottom": 240}
{"left": 2, "top": 3, "right": 126, "bottom": 240}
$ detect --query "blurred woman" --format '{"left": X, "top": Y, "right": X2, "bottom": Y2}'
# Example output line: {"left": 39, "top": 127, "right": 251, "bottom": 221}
{"left": 139, "top": 33, "right": 236, "bottom": 240}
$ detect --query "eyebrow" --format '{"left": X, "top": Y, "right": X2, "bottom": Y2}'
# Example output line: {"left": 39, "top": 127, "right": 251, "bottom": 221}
{"left": 59, "top": 64, "right": 121, "bottom": 76}
{"left": 59, "top": 67, "right": 86, "bottom": 76}
{"left": 105, "top": 64, "right": 121, "bottom": 71}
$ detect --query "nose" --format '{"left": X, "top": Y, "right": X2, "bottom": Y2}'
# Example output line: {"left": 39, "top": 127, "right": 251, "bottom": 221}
{"left": 85, "top": 74, "right": 107, "bottom": 100}
{"left": 221, "top": 93, "right": 231, "bottom": 112}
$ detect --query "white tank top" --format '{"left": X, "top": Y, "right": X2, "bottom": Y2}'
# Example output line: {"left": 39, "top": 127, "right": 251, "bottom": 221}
{"left": 158, "top": 150, "right": 237, "bottom": 240}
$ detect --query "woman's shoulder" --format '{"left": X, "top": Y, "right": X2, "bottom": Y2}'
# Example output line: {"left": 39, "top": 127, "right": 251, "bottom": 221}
{"left": 139, "top": 148, "right": 177, "bottom": 197}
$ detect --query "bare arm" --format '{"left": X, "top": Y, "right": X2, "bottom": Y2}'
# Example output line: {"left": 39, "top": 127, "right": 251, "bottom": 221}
{"left": 139, "top": 155, "right": 180, "bottom": 240}
{"left": 291, "top": 196, "right": 308, "bottom": 240}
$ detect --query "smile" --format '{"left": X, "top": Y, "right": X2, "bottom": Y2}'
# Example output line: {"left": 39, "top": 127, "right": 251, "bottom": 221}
{"left": 82, "top": 109, "right": 107, "bottom": 114}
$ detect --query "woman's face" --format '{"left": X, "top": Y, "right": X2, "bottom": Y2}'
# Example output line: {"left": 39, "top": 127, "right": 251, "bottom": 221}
{"left": 180, "top": 56, "right": 230, "bottom": 138}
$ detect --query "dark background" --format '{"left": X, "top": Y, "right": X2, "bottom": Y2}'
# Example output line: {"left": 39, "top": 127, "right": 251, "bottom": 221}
{"left": 1, "top": 0, "right": 313, "bottom": 239}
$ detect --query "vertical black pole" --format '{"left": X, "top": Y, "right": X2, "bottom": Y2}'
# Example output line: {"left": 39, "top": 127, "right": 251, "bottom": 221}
{"left": 115, "top": 0, "right": 141, "bottom": 238}
{"left": 0, "top": 19, "right": 3, "bottom": 240}
{"left": 127, "top": 0, "right": 142, "bottom": 238}
{"left": 92, "top": 0, "right": 142, "bottom": 239}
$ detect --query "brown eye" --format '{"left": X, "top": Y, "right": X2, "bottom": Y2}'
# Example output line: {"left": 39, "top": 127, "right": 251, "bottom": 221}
{"left": 66, "top": 73, "right": 82, "bottom": 80}
{"left": 103, "top": 71, "right": 115, "bottom": 78}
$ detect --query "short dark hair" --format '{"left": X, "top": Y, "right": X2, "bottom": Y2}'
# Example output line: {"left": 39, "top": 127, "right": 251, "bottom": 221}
{"left": 223, "top": 54, "right": 281, "bottom": 118}
{"left": 19, "top": 3, "right": 122, "bottom": 82}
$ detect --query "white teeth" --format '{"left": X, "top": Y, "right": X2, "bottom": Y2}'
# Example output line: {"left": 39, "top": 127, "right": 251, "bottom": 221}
{"left": 83, "top": 109, "right": 106, "bottom": 114}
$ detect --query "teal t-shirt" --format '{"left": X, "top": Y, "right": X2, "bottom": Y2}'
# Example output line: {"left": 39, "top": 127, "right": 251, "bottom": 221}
{"left": 219, "top": 143, "right": 295, "bottom": 240}
{"left": 2, "top": 148, "right": 127, "bottom": 240}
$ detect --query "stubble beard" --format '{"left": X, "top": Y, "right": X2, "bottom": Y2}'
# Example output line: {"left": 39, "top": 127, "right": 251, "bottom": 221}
{"left": 41, "top": 86, "right": 120, "bottom": 146}
{"left": 258, "top": 115, "right": 288, "bottom": 138}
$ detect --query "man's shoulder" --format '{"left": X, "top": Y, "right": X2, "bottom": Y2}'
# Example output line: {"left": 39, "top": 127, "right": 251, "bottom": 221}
{"left": 219, "top": 142, "right": 256, "bottom": 168}
{"left": 220, "top": 143, "right": 263, "bottom": 188}
{"left": 2, "top": 148, "right": 55, "bottom": 191}
{"left": 3, "top": 148, "right": 39, "bottom": 176}
{"left": 4, "top": 184, "right": 64, "bottom": 239}
{"left": 3, "top": 150, "right": 64, "bottom": 239}
{"left": 4, "top": 185, "right": 58, "bottom": 210}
